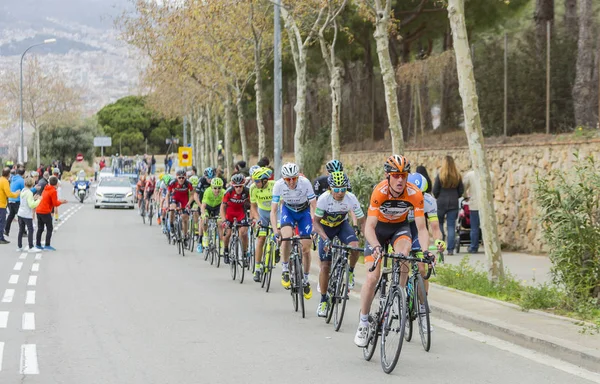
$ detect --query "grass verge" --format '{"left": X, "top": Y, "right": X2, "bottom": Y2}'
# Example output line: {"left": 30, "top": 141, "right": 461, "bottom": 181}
{"left": 430, "top": 256, "right": 600, "bottom": 334}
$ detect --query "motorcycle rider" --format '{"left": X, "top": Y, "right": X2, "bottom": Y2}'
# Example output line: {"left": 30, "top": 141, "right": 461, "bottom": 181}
{"left": 72, "top": 170, "right": 90, "bottom": 201}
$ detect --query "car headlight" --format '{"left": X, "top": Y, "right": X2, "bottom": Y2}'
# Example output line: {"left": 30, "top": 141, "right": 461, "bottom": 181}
{"left": 96, "top": 192, "right": 103, "bottom": 197}
{"left": 126, "top": 192, "right": 133, "bottom": 197}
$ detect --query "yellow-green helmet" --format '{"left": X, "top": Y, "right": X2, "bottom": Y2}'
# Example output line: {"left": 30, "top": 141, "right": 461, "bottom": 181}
{"left": 211, "top": 177, "right": 223, "bottom": 188}
{"left": 252, "top": 167, "right": 273, "bottom": 181}
{"left": 327, "top": 171, "right": 348, "bottom": 188}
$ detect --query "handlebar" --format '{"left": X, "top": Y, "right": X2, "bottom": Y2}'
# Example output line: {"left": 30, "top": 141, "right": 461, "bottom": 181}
{"left": 368, "top": 251, "right": 436, "bottom": 273}
{"left": 280, "top": 235, "right": 313, "bottom": 242}
{"left": 331, "top": 244, "right": 364, "bottom": 253}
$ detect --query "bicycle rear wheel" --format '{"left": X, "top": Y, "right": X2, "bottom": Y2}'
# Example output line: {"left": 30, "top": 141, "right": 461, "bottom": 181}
{"left": 415, "top": 274, "right": 431, "bottom": 351}
{"left": 205, "top": 226, "right": 212, "bottom": 261}
{"left": 363, "top": 311, "right": 380, "bottom": 361}
{"left": 261, "top": 241, "right": 270, "bottom": 289}
{"left": 290, "top": 256, "right": 299, "bottom": 312}
{"left": 333, "top": 261, "right": 349, "bottom": 331}
{"left": 179, "top": 219, "right": 186, "bottom": 257}
{"left": 265, "top": 241, "right": 274, "bottom": 292}
{"left": 405, "top": 278, "right": 414, "bottom": 342}
{"left": 380, "top": 288, "right": 407, "bottom": 374}
{"left": 148, "top": 202, "right": 153, "bottom": 226}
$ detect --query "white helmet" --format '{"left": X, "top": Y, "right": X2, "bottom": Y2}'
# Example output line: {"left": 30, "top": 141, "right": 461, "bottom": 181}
{"left": 281, "top": 163, "right": 299, "bottom": 178}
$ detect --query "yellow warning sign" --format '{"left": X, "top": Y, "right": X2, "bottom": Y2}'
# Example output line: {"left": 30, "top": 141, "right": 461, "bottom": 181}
{"left": 178, "top": 146, "right": 192, "bottom": 167}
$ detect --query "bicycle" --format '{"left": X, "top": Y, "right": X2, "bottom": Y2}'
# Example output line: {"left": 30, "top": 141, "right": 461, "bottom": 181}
{"left": 404, "top": 250, "right": 436, "bottom": 352}
{"left": 170, "top": 207, "right": 185, "bottom": 257}
{"left": 187, "top": 208, "right": 199, "bottom": 252}
{"left": 247, "top": 224, "right": 256, "bottom": 273}
{"left": 280, "top": 234, "right": 312, "bottom": 318}
{"left": 227, "top": 218, "right": 249, "bottom": 283}
{"left": 258, "top": 225, "right": 278, "bottom": 293}
{"left": 326, "top": 242, "right": 363, "bottom": 332}
{"left": 146, "top": 196, "right": 154, "bottom": 226}
{"left": 362, "top": 249, "right": 409, "bottom": 374}
{"left": 139, "top": 195, "right": 146, "bottom": 224}
{"left": 205, "top": 216, "right": 221, "bottom": 267}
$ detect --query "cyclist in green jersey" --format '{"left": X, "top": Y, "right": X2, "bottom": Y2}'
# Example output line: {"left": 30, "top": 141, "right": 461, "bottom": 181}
{"left": 189, "top": 175, "right": 200, "bottom": 241}
{"left": 249, "top": 167, "right": 276, "bottom": 282}
{"left": 200, "top": 178, "right": 226, "bottom": 249}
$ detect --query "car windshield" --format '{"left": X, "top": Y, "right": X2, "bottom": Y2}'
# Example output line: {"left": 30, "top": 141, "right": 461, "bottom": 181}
{"left": 99, "top": 178, "right": 130, "bottom": 187}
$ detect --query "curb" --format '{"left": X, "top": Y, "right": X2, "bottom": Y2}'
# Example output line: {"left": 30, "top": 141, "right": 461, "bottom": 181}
{"left": 430, "top": 301, "right": 600, "bottom": 374}
{"left": 307, "top": 253, "right": 600, "bottom": 373}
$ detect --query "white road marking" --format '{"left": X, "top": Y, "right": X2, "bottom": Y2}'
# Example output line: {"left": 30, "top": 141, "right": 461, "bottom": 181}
{"left": 0, "top": 312, "right": 8, "bottom": 328}
{"left": 19, "top": 253, "right": 27, "bottom": 260}
{"left": 28, "top": 276, "right": 37, "bottom": 286}
{"left": 9, "top": 275, "right": 19, "bottom": 284}
{"left": 20, "top": 344, "right": 39, "bottom": 374}
{"left": 31, "top": 263, "right": 39, "bottom": 272}
{"left": 26, "top": 291, "right": 36, "bottom": 305}
{"left": 435, "top": 319, "right": 600, "bottom": 384}
{"left": 35, "top": 254, "right": 42, "bottom": 260}
{"left": 2, "top": 289, "right": 15, "bottom": 303}
{"left": 14, "top": 262, "right": 23, "bottom": 271}
{"left": 0, "top": 342, "right": 3, "bottom": 371}
{"left": 22, "top": 313, "right": 35, "bottom": 330}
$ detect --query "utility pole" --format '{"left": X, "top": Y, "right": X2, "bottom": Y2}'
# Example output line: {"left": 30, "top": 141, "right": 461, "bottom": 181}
{"left": 503, "top": 31, "right": 508, "bottom": 136}
{"left": 545, "top": 20, "right": 551, "bottom": 134}
{"left": 183, "top": 115, "right": 188, "bottom": 147}
{"left": 273, "top": 0, "right": 283, "bottom": 179}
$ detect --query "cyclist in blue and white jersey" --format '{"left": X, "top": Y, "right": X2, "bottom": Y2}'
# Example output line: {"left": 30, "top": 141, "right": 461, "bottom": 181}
{"left": 270, "top": 163, "right": 316, "bottom": 300}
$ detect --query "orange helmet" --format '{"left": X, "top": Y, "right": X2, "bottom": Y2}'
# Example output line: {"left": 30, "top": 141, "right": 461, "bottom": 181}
{"left": 383, "top": 154, "right": 410, "bottom": 173}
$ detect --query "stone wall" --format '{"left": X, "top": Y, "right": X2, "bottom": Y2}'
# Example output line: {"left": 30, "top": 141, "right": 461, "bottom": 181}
{"left": 333, "top": 139, "right": 600, "bottom": 253}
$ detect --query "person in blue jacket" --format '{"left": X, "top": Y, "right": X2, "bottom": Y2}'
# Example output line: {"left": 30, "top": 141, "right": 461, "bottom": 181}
{"left": 4, "top": 167, "right": 25, "bottom": 237}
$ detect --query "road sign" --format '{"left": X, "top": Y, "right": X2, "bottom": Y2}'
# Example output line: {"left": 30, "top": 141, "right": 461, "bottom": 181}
{"left": 178, "top": 146, "right": 192, "bottom": 167}
{"left": 93, "top": 137, "right": 112, "bottom": 147}
{"left": 76, "top": 153, "right": 84, "bottom": 162}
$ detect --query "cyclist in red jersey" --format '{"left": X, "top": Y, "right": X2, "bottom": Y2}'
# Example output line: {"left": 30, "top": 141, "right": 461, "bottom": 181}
{"left": 144, "top": 175, "right": 156, "bottom": 214}
{"left": 167, "top": 169, "right": 193, "bottom": 245}
{"left": 220, "top": 173, "right": 250, "bottom": 264}
{"left": 136, "top": 174, "right": 146, "bottom": 211}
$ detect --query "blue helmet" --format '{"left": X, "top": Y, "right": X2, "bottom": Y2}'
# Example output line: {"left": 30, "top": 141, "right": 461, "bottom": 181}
{"left": 325, "top": 159, "right": 343, "bottom": 173}
{"left": 204, "top": 167, "right": 215, "bottom": 179}
{"left": 407, "top": 173, "right": 428, "bottom": 192}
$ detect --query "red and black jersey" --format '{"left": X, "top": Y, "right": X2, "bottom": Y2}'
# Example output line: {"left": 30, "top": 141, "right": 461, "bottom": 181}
{"left": 222, "top": 186, "right": 250, "bottom": 221}
{"left": 168, "top": 179, "right": 193, "bottom": 206}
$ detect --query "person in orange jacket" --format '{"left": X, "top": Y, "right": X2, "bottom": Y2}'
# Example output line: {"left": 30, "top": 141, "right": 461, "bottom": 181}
{"left": 35, "top": 176, "right": 67, "bottom": 251}
{"left": 1, "top": 167, "right": 21, "bottom": 244}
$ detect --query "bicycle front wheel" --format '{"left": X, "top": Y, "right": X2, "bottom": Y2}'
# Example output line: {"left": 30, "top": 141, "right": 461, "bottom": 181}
{"left": 148, "top": 203, "right": 153, "bottom": 226}
{"left": 333, "top": 261, "right": 349, "bottom": 331}
{"left": 230, "top": 239, "right": 238, "bottom": 280}
{"left": 380, "top": 288, "right": 407, "bottom": 374}
{"left": 295, "top": 255, "right": 305, "bottom": 318}
{"left": 238, "top": 239, "right": 245, "bottom": 284}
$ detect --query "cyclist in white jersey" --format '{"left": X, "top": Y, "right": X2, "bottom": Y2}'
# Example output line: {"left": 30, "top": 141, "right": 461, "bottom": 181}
{"left": 270, "top": 163, "right": 316, "bottom": 300}
{"left": 312, "top": 171, "right": 365, "bottom": 317}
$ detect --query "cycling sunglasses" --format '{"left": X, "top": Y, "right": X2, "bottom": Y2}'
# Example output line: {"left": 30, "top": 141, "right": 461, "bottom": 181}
{"left": 332, "top": 187, "right": 347, "bottom": 193}
{"left": 284, "top": 177, "right": 298, "bottom": 182}
{"left": 388, "top": 172, "right": 408, "bottom": 179}
{"left": 177, "top": 176, "right": 186, "bottom": 180}
{"left": 212, "top": 187, "right": 222, "bottom": 190}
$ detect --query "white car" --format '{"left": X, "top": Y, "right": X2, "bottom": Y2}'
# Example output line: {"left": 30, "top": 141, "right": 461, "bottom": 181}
{"left": 97, "top": 167, "right": 114, "bottom": 183}
{"left": 94, "top": 177, "right": 135, "bottom": 209}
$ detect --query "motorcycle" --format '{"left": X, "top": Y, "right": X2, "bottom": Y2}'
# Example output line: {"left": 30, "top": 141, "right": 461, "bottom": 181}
{"left": 76, "top": 182, "right": 89, "bottom": 203}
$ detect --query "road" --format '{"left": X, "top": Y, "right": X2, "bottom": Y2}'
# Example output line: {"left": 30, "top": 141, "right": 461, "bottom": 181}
{"left": 0, "top": 191, "right": 596, "bottom": 383}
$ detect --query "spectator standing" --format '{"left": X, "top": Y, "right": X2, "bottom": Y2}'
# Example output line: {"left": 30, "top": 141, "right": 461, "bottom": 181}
{"left": 433, "top": 155, "right": 464, "bottom": 255}
{"left": 52, "top": 168, "right": 62, "bottom": 222}
{"left": 151, "top": 155, "right": 156, "bottom": 174}
{"left": 463, "top": 168, "right": 493, "bottom": 253}
{"left": 99, "top": 156, "right": 106, "bottom": 171}
{"left": 35, "top": 176, "right": 67, "bottom": 251}
{"left": 5, "top": 167, "right": 25, "bottom": 237}
{"left": 0, "top": 167, "right": 20, "bottom": 244}
{"left": 17, "top": 177, "right": 41, "bottom": 252}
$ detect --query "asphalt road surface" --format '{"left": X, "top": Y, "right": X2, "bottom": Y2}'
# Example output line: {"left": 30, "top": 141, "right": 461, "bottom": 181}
{"left": 0, "top": 193, "right": 597, "bottom": 384}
